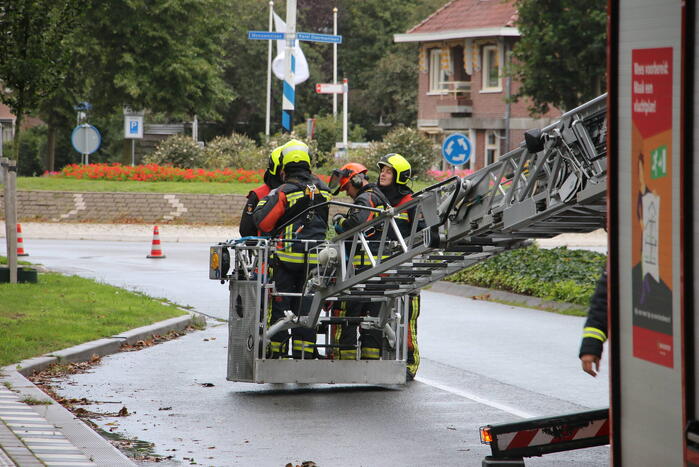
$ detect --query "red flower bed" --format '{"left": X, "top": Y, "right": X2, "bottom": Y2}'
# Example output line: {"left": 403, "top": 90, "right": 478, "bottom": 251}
{"left": 45, "top": 163, "right": 331, "bottom": 185}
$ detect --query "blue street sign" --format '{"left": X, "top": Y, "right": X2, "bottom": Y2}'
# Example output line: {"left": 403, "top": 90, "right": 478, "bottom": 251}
{"left": 442, "top": 133, "right": 472, "bottom": 165}
{"left": 247, "top": 31, "right": 285, "bottom": 41}
{"left": 297, "top": 32, "right": 342, "bottom": 44}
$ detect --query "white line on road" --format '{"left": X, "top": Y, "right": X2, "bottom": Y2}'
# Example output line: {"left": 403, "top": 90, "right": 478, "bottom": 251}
{"left": 415, "top": 376, "right": 537, "bottom": 419}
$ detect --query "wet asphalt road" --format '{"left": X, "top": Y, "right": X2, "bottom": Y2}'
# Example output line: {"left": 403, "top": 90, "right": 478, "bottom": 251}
{"left": 12, "top": 239, "right": 610, "bottom": 466}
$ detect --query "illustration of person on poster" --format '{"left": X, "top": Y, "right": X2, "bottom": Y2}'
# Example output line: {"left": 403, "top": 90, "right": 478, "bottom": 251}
{"left": 630, "top": 47, "right": 674, "bottom": 368}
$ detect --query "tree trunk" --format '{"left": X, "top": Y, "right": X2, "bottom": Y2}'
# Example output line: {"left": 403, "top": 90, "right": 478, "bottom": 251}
{"left": 47, "top": 123, "right": 56, "bottom": 172}
{"left": 13, "top": 112, "right": 22, "bottom": 164}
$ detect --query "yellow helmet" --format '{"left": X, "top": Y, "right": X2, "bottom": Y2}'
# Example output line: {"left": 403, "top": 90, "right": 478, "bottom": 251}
{"left": 280, "top": 139, "right": 311, "bottom": 169}
{"left": 267, "top": 146, "right": 283, "bottom": 176}
{"left": 377, "top": 153, "right": 411, "bottom": 185}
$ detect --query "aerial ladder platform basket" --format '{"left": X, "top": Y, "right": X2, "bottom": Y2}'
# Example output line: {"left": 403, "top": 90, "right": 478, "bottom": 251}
{"left": 209, "top": 93, "right": 608, "bottom": 386}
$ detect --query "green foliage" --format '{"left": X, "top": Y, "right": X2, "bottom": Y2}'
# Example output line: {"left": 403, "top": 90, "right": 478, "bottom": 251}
{"left": 360, "top": 126, "right": 439, "bottom": 180}
{"left": 511, "top": 0, "right": 607, "bottom": 114}
{"left": 77, "top": 0, "right": 233, "bottom": 120}
{"left": 0, "top": 0, "right": 83, "bottom": 161}
{"left": 17, "top": 177, "right": 258, "bottom": 195}
{"left": 203, "top": 133, "right": 267, "bottom": 170}
{"left": 144, "top": 135, "right": 205, "bottom": 169}
{"left": 447, "top": 245, "right": 606, "bottom": 305}
{"left": 293, "top": 115, "right": 366, "bottom": 167}
{"left": 3, "top": 126, "right": 48, "bottom": 176}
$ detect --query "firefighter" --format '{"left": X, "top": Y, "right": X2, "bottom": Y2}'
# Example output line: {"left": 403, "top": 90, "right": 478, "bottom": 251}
{"left": 579, "top": 269, "right": 608, "bottom": 377}
{"left": 239, "top": 146, "right": 283, "bottom": 237}
{"left": 329, "top": 162, "right": 391, "bottom": 360}
{"left": 252, "top": 140, "right": 332, "bottom": 359}
{"left": 377, "top": 153, "right": 422, "bottom": 380}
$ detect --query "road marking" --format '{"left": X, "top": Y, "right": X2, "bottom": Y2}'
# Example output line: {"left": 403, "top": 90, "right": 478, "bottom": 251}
{"left": 415, "top": 376, "right": 537, "bottom": 419}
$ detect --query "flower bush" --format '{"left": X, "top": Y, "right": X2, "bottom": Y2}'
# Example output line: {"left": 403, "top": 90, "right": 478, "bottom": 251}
{"left": 426, "top": 168, "right": 473, "bottom": 181}
{"left": 203, "top": 133, "right": 268, "bottom": 170}
{"left": 48, "top": 163, "right": 265, "bottom": 183}
{"left": 46, "top": 163, "right": 332, "bottom": 185}
{"left": 143, "top": 134, "right": 206, "bottom": 169}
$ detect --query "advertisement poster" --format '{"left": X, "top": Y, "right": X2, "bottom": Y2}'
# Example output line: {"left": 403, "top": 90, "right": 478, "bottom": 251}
{"left": 630, "top": 47, "right": 674, "bottom": 368}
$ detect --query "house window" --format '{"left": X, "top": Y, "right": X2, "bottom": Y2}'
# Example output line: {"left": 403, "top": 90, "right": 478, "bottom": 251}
{"left": 482, "top": 45, "right": 501, "bottom": 92}
{"left": 429, "top": 48, "right": 448, "bottom": 93}
{"left": 485, "top": 130, "right": 500, "bottom": 165}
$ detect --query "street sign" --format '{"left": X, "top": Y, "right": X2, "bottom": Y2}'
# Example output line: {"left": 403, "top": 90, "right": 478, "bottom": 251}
{"left": 248, "top": 31, "right": 285, "bottom": 41}
{"left": 442, "top": 133, "right": 472, "bottom": 165}
{"left": 124, "top": 115, "right": 144, "bottom": 139}
{"left": 315, "top": 83, "right": 345, "bottom": 94}
{"left": 71, "top": 124, "right": 101, "bottom": 155}
{"left": 297, "top": 32, "right": 342, "bottom": 44}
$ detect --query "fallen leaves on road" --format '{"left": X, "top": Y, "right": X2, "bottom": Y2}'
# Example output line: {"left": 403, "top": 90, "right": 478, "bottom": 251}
{"left": 285, "top": 462, "right": 317, "bottom": 467}
{"left": 471, "top": 293, "right": 491, "bottom": 301}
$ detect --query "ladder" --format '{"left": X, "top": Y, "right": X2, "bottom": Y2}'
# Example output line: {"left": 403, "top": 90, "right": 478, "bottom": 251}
{"left": 209, "top": 93, "right": 608, "bottom": 384}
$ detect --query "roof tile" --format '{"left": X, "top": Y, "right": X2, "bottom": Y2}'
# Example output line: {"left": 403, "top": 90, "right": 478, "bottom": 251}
{"left": 408, "top": 0, "right": 517, "bottom": 34}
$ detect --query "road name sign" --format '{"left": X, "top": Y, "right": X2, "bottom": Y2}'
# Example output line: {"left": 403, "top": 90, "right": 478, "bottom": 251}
{"left": 297, "top": 32, "right": 342, "bottom": 43}
{"left": 316, "top": 83, "right": 345, "bottom": 94}
{"left": 247, "top": 31, "right": 285, "bottom": 41}
{"left": 442, "top": 133, "right": 472, "bottom": 165}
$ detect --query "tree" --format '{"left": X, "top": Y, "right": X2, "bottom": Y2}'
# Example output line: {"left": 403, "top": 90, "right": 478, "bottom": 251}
{"left": 510, "top": 0, "right": 607, "bottom": 114}
{"left": 75, "top": 0, "right": 233, "bottom": 120}
{"left": 0, "top": 0, "right": 83, "bottom": 161}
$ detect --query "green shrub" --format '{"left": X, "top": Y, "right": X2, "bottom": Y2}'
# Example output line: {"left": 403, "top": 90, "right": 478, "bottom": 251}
{"left": 203, "top": 133, "right": 267, "bottom": 170}
{"left": 4, "top": 126, "right": 47, "bottom": 176}
{"left": 293, "top": 114, "right": 366, "bottom": 167}
{"left": 447, "top": 245, "right": 606, "bottom": 306}
{"left": 361, "top": 126, "right": 438, "bottom": 180}
{"left": 144, "top": 135, "right": 205, "bottom": 168}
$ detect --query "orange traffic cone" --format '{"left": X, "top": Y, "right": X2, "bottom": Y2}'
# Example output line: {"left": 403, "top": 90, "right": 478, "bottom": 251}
{"left": 16, "top": 223, "right": 29, "bottom": 257}
{"left": 147, "top": 226, "right": 166, "bottom": 259}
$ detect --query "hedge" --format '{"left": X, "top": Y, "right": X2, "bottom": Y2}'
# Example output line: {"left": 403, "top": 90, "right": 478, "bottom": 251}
{"left": 446, "top": 245, "right": 607, "bottom": 306}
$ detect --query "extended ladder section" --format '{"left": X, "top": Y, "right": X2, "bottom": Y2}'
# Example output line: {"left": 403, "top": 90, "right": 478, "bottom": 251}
{"left": 209, "top": 93, "right": 608, "bottom": 384}
{"left": 303, "top": 93, "right": 608, "bottom": 327}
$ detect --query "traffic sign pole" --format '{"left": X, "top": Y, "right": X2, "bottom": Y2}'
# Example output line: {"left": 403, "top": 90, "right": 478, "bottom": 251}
{"left": 282, "top": 0, "right": 297, "bottom": 133}
{"left": 265, "top": 1, "right": 274, "bottom": 139}
{"left": 343, "top": 78, "right": 348, "bottom": 149}
{"left": 333, "top": 7, "right": 338, "bottom": 120}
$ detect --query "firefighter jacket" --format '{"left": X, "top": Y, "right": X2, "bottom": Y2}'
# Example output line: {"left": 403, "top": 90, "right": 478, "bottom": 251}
{"left": 579, "top": 269, "right": 608, "bottom": 358}
{"left": 336, "top": 183, "right": 390, "bottom": 232}
{"left": 252, "top": 172, "right": 332, "bottom": 264}
{"left": 381, "top": 184, "right": 423, "bottom": 240}
{"left": 239, "top": 184, "right": 271, "bottom": 237}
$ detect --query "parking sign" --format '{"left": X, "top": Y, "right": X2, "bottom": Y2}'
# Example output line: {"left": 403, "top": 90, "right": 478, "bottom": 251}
{"left": 124, "top": 115, "right": 144, "bottom": 139}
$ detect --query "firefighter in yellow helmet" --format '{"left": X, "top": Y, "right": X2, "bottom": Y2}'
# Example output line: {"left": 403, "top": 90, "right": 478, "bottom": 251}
{"left": 377, "top": 153, "right": 422, "bottom": 380}
{"left": 252, "top": 140, "right": 332, "bottom": 358}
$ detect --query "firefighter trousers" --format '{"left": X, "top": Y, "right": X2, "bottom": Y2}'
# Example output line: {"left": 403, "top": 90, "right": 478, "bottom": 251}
{"left": 269, "top": 261, "right": 316, "bottom": 359}
{"left": 337, "top": 301, "right": 382, "bottom": 360}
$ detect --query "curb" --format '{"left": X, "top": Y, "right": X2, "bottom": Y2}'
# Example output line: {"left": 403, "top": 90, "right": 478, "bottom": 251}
{"left": 429, "top": 281, "right": 585, "bottom": 314}
{"left": 0, "top": 313, "right": 202, "bottom": 466}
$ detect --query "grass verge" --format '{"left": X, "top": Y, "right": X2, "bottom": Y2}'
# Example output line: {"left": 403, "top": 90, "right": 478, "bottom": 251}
{"left": 0, "top": 263, "right": 187, "bottom": 367}
{"left": 17, "top": 176, "right": 434, "bottom": 195}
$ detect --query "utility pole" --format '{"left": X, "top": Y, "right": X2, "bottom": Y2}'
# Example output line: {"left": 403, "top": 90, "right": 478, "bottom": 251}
{"left": 1, "top": 156, "right": 17, "bottom": 284}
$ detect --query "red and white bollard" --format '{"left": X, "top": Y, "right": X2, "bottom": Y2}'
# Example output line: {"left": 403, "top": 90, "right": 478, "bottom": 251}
{"left": 16, "top": 223, "right": 28, "bottom": 257}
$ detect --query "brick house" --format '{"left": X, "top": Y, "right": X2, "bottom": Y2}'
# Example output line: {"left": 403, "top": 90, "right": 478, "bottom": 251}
{"left": 394, "top": 0, "right": 561, "bottom": 171}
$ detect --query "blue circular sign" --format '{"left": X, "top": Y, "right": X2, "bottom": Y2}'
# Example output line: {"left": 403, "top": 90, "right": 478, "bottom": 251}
{"left": 71, "top": 124, "right": 101, "bottom": 155}
{"left": 441, "top": 133, "right": 472, "bottom": 165}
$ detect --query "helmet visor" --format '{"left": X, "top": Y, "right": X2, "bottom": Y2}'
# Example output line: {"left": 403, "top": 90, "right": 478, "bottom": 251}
{"left": 329, "top": 168, "right": 353, "bottom": 195}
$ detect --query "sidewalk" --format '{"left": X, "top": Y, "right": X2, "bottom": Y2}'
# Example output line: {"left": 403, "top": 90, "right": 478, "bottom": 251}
{"left": 0, "top": 316, "right": 197, "bottom": 466}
